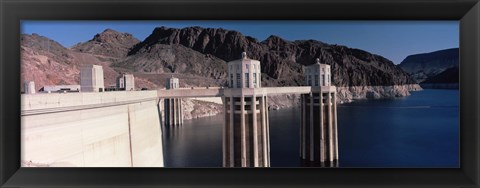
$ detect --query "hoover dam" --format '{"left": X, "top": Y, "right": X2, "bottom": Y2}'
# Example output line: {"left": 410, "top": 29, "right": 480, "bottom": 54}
{"left": 21, "top": 54, "right": 338, "bottom": 167}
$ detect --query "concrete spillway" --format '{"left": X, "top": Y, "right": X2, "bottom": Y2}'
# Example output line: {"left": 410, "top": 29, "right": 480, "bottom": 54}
{"left": 21, "top": 91, "right": 164, "bottom": 167}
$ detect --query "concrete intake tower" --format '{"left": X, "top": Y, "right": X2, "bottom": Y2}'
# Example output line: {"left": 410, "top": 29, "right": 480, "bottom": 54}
{"left": 164, "top": 76, "right": 183, "bottom": 126}
{"left": 223, "top": 52, "right": 270, "bottom": 167}
{"left": 301, "top": 58, "right": 339, "bottom": 167}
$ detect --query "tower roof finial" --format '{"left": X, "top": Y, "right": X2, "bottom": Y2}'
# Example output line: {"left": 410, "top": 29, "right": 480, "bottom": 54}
{"left": 316, "top": 58, "right": 320, "bottom": 64}
{"left": 242, "top": 52, "right": 247, "bottom": 59}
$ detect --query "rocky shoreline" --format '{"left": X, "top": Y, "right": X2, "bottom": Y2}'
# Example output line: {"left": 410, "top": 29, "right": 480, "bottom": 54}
{"left": 267, "top": 84, "right": 422, "bottom": 110}
{"left": 182, "top": 99, "right": 223, "bottom": 120}
{"left": 181, "top": 84, "right": 422, "bottom": 119}
{"left": 336, "top": 84, "right": 422, "bottom": 103}
{"left": 157, "top": 98, "right": 223, "bottom": 121}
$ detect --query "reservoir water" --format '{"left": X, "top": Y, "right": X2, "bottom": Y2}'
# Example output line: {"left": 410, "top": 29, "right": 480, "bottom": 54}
{"left": 162, "top": 89, "right": 459, "bottom": 167}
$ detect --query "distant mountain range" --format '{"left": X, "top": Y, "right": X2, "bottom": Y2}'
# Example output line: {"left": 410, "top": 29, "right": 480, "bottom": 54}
{"left": 398, "top": 48, "right": 459, "bottom": 85}
{"left": 21, "top": 26, "right": 420, "bottom": 98}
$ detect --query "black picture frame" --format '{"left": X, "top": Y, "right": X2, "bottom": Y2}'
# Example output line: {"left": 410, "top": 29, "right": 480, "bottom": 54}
{"left": 1, "top": 0, "right": 479, "bottom": 187}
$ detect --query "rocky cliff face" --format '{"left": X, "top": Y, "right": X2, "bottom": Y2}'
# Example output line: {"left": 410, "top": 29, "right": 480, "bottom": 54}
{"left": 72, "top": 29, "right": 140, "bottom": 59}
{"left": 398, "top": 48, "right": 459, "bottom": 83}
{"left": 127, "top": 26, "right": 416, "bottom": 88}
{"left": 113, "top": 43, "right": 228, "bottom": 84}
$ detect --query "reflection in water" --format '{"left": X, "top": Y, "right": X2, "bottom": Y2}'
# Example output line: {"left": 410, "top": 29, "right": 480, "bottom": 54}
{"left": 300, "top": 158, "right": 339, "bottom": 167}
{"left": 162, "top": 115, "right": 223, "bottom": 167}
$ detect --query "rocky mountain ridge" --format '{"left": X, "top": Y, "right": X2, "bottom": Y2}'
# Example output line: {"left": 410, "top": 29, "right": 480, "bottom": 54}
{"left": 72, "top": 29, "right": 140, "bottom": 60}
{"left": 398, "top": 48, "right": 459, "bottom": 83}
{"left": 126, "top": 26, "right": 416, "bottom": 88}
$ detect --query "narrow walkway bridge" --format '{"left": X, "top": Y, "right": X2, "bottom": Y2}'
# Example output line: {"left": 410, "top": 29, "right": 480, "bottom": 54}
{"left": 156, "top": 86, "right": 334, "bottom": 98}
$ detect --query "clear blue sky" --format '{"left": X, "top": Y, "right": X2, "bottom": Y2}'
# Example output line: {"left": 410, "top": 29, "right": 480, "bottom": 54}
{"left": 21, "top": 21, "right": 458, "bottom": 64}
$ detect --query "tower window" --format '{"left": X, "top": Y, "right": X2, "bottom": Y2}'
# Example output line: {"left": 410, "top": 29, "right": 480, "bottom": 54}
{"left": 322, "top": 75, "right": 325, "bottom": 86}
{"left": 253, "top": 73, "right": 257, "bottom": 87}
{"left": 308, "top": 75, "right": 312, "bottom": 86}
{"left": 314, "top": 75, "right": 319, "bottom": 86}
{"left": 245, "top": 73, "right": 250, "bottom": 88}
{"left": 236, "top": 73, "right": 241, "bottom": 88}
{"left": 230, "top": 74, "right": 233, "bottom": 87}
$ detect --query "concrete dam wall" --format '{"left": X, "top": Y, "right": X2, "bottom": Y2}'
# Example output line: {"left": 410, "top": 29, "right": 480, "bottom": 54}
{"left": 21, "top": 91, "right": 164, "bottom": 167}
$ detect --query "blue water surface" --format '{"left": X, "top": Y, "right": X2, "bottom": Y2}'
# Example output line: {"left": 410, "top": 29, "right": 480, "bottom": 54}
{"left": 163, "top": 89, "right": 459, "bottom": 168}
{"left": 337, "top": 89, "right": 459, "bottom": 167}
